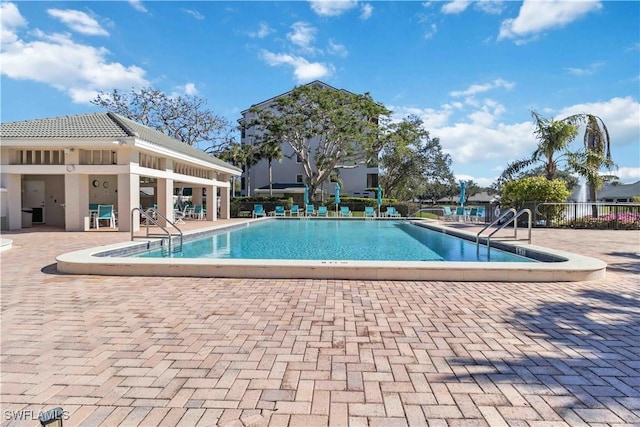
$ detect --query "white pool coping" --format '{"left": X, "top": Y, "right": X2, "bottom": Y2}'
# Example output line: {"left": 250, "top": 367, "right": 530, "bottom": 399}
{"left": 56, "top": 218, "right": 607, "bottom": 282}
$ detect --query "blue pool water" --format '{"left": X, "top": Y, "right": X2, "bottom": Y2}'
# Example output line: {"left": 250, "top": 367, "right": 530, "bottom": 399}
{"left": 133, "top": 220, "right": 533, "bottom": 262}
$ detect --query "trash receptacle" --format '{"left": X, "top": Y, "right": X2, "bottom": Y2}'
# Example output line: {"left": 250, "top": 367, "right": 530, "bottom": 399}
{"left": 21, "top": 208, "right": 33, "bottom": 228}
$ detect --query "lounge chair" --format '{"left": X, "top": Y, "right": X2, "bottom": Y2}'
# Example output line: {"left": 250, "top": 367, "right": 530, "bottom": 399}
{"left": 364, "top": 206, "right": 376, "bottom": 218}
{"left": 192, "top": 204, "right": 204, "bottom": 220}
{"left": 317, "top": 206, "right": 328, "bottom": 217}
{"left": 442, "top": 206, "right": 455, "bottom": 221}
{"left": 470, "top": 207, "right": 484, "bottom": 223}
{"left": 94, "top": 204, "right": 116, "bottom": 229}
{"left": 274, "top": 205, "right": 286, "bottom": 216}
{"left": 455, "top": 206, "right": 467, "bottom": 222}
{"left": 385, "top": 206, "right": 401, "bottom": 217}
{"left": 289, "top": 204, "right": 300, "bottom": 216}
{"left": 305, "top": 204, "right": 316, "bottom": 216}
{"left": 339, "top": 206, "right": 352, "bottom": 217}
{"left": 253, "top": 204, "right": 266, "bottom": 218}
{"left": 174, "top": 205, "right": 189, "bottom": 224}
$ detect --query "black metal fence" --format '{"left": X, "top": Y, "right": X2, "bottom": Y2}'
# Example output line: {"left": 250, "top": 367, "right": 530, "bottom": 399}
{"left": 411, "top": 202, "right": 640, "bottom": 230}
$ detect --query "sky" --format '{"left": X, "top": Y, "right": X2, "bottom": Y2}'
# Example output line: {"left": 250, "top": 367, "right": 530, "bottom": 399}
{"left": 1, "top": 0, "right": 639, "bottom": 186}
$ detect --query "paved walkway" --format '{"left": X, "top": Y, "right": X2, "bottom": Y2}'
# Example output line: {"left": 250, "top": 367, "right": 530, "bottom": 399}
{"left": 1, "top": 222, "right": 639, "bottom": 426}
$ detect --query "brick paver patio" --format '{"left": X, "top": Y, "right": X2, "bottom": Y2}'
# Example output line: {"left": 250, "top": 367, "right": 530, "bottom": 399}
{"left": 1, "top": 222, "right": 638, "bottom": 426}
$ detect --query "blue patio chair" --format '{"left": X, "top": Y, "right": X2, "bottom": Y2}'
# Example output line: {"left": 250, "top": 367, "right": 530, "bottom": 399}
{"left": 94, "top": 204, "right": 116, "bottom": 229}
{"left": 385, "top": 206, "right": 401, "bottom": 217}
{"left": 455, "top": 206, "right": 467, "bottom": 222}
{"left": 442, "top": 206, "right": 455, "bottom": 221}
{"left": 174, "top": 205, "right": 189, "bottom": 224}
{"left": 305, "top": 204, "right": 316, "bottom": 216}
{"left": 289, "top": 204, "right": 300, "bottom": 216}
{"left": 339, "top": 206, "right": 352, "bottom": 217}
{"left": 317, "top": 206, "right": 328, "bottom": 217}
{"left": 253, "top": 204, "right": 266, "bottom": 218}
{"left": 364, "top": 206, "right": 376, "bottom": 218}
{"left": 192, "top": 204, "right": 204, "bottom": 220}
{"left": 473, "top": 207, "right": 485, "bottom": 223}
{"left": 274, "top": 205, "right": 286, "bottom": 216}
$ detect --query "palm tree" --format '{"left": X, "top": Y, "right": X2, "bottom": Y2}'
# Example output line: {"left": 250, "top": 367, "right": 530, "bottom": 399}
{"left": 257, "top": 137, "right": 283, "bottom": 197}
{"left": 218, "top": 141, "right": 244, "bottom": 196}
{"left": 499, "top": 111, "right": 615, "bottom": 206}
{"left": 564, "top": 113, "right": 614, "bottom": 206}
{"left": 500, "top": 111, "right": 579, "bottom": 183}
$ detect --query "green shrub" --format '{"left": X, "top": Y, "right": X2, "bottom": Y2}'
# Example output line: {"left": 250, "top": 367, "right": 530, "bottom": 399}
{"left": 502, "top": 177, "right": 570, "bottom": 224}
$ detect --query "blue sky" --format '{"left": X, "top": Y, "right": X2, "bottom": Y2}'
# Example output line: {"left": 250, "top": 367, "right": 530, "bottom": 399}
{"left": 1, "top": 0, "right": 639, "bottom": 185}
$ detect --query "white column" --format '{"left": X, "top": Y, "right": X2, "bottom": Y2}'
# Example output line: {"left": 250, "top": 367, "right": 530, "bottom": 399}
{"left": 117, "top": 173, "right": 139, "bottom": 232}
{"left": 64, "top": 173, "right": 88, "bottom": 231}
{"left": 157, "top": 177, "right": 174, "bottom": 225}
{"left": 219, "top": 185, "right": 229, "bottom": 219}
{"left": 3, "top": 173, "right": 22, "bottom": 230}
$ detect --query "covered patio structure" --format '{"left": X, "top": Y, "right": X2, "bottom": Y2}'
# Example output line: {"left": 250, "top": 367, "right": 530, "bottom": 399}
{"left": 0, "top": 112, "right": 241, "bottom": 232}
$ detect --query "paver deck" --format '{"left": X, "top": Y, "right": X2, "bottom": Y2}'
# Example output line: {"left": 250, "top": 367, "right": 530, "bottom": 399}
{"left": 1, "top": 221, "right": 639, "bottom": 426}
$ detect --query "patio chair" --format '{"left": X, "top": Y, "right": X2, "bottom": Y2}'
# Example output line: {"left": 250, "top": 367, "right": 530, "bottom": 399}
{"left": 442, "top": 206, "right": 455, "bottom": 221}
{"left": 94, "top": 204, "right": 116, "bottom": 229}
{"left": 174, "top": 205, "right": 189, "bottom": 224}
{"left": 305, "top": 204, "right": 316, "bottom": 216}
{"left": 385, "top": 206, "right": 401, "bottom": 217}
{"left": 192, "top": 204, "right": 204, "bottom": 220}
{"left": 364, "top": 206, "right": 376, "bottom": 218}
{"left": 317, "top": 206, "right": 328, "bottom": 217}
{"left": 339, "top": 206, "right": 352, "bottom": 217}
{"left": 289, "top": 204, "right": 300, "bottom": 216}
{"left": 274, "top": 205, "right": 286, "bottom": 216}
{"left": 253, "top": 204, "right": 266, "bottom": 218}
{"left": 455, "top": 206, "right": 467, "bottom": 221}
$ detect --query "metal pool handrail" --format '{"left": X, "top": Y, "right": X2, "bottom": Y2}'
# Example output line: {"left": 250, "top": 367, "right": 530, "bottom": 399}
{"left": 476, "top": 208, "right": 532, "bottom": 254}
{"left": 131, "top": 207, "right": 183, "bottom": 254}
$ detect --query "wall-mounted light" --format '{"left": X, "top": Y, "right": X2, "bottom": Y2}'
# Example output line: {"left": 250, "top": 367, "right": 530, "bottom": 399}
{"left": 63, "top": 148, "right": 74, "bottom": 154}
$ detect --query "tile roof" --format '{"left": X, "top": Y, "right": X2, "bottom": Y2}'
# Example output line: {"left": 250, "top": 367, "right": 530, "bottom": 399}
{"left": 1, "top": 112, "right": 241, "bottom": 173}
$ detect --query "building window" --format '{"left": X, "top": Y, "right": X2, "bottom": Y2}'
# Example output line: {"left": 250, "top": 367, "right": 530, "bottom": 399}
{"left": 241, "top": 177, "right": 246, "bottom": 190}
{"left": 296, "top": 174, "right": 303, "bottom": 184}
{"left": 296, "top": 154, "right": 302, "bottom": 163}
{"left": 367, "top": 173, "right": 379, "bottom": 188}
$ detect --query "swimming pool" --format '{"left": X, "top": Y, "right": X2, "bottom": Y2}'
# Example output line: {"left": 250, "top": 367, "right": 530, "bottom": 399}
{"left": 56, "top": 218, "right": 608, "bottom": 281}
{"left": 133, "top": 219, "right": 531, "bottom": 262}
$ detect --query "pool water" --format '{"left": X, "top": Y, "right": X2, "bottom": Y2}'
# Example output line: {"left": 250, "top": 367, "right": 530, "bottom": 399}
{"left": 134, "top": 220, "right": 533, "bottom": 262}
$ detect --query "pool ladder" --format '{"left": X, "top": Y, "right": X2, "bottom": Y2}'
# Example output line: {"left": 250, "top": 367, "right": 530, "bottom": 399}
{"left": 476, "top": 208, "right": 532, "bottom": 255}
{"left": 131, "top": 208, "right": 183, "bottom": 255}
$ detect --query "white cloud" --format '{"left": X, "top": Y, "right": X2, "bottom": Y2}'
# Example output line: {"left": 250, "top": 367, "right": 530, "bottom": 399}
{"left": 183, "top": 83, "right": 198, "bottom": 96}
{"left": 360, "top": 4, "right": 373, "bottom": 20}
{"left": 308, "top": 0, "right": 358, "bottom": 17}
{"left": 47, "top": 8, "right": 109, "bottom": 36}
{"left": 327, "top": 39, "right": 348, "bottom": 57}
{"left": 0, "top": 2, "right": 26, "bottom": 44}
{"left": 287, "top": 21, "right": 317, "bottom": 53}
{"left": 475, "top": 1, "right": 504, "bottom": 15}
{"left": 424, "top": 23, "right": 437, "bottom": 39}
{"left": 441, "top": 1, "right": 470, "bottom": 15}
{"left": 565, "top": 62, "right": 604, "bottom": 76}
{"left": 128, "top": 0, "right": 148, "bottom": 13}
{"left": 260, "top": 50, "right": 333, "bottom": 83}
{"left": 499, "top": 0, "right": 602, "bottom": 42}
{"left": 182, "top": 9, "right": 204, "bottom": 20}
{"left": 556, "top": 96, "right": 640, "bottom": 149}
{"left": 450, "top": 79, "right": 514, "bottom": 98}
{"left": 616, "top": 167, "right": 640, "bottom": 183}
{"left": 1, "top": 3, "right": 148, "bottom": 103}
{"left": 249, "top": 22, "right": 273, "bottom": 39}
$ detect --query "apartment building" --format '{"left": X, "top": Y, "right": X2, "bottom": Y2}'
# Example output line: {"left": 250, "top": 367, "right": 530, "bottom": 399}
{"left": 238, "top": 81, "right": 379, "bottom": 202}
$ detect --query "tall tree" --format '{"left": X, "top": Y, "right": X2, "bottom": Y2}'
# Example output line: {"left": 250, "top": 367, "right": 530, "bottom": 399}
{"left": 247, "top": 83, "right": 391, "bottom": 201}
{"left": 496, "top": 111, "right": 615, "bottom": 203}
{"left": 255, "top": 134, "right": 284, "bottom": 197}
{"left": 92, "top": 87, "right": 231, "bottom": 152}
{"left": 379, "top": 115, "right": 455, "bottom": 201}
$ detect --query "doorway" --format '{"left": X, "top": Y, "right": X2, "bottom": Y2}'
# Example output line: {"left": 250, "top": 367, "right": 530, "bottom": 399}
{"left": 24, "top": 180, "right": 45, "bottom": 223}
